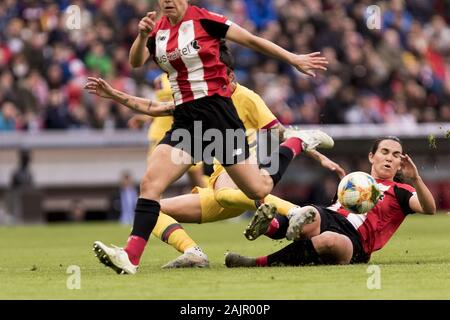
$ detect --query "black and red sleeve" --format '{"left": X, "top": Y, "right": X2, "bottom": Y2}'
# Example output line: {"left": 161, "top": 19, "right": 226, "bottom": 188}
{"left": 394, "top": 185, "right": 415, "bottom": 215}
{"left": 200, "top": 19, "right": 231, "bottom": 39}
{"left": 197, "top": 7, "right": 232, "bottom": 39}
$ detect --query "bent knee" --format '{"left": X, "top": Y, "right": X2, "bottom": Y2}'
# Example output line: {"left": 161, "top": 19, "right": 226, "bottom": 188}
{"left": 315, "top": 232, "right": 339, "bottom": 251}
{"left": 245, "top": 188, "right": 269, "bottom": 200}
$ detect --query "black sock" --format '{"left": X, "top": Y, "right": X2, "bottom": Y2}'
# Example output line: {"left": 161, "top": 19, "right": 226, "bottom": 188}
{"left": 130, "top": 198, "right": 160, "bottom": 241}
{"left": 266, "top": 214, "right": 289, "bottom": 240}
{"left": 260, "top": 146, "right": 294, "bottom": 186}
{"left": 267, "top": 239, "right": 321, "bottom": 266}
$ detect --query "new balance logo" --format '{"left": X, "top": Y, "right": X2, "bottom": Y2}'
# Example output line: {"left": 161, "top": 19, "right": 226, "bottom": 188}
{"left": 232, "top": 148, "right": 243, "bottom": 157}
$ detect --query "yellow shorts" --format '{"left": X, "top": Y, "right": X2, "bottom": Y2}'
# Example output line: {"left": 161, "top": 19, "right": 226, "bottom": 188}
{"left": 192, "top": 186, "right": 243, "bottom": 223}
{"left": 208, "top": 164, "right": 225, "bottom": 189}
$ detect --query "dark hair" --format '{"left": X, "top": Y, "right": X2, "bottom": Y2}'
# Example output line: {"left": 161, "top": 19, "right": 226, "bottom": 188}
{"left": 219, "top": 39, "right": 235, "bottom": 73}
{"left": 370, "top": 136, "right": 402, "bottom": 154}
{"left": 370, "top": 136, "right": 405, "bottom": 183}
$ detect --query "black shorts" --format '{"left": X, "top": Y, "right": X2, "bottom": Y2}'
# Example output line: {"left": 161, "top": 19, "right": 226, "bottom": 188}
{"left": 158, "top": 95, "right": 250, "bottom": 166}
{"left": 314, "top": 206, "right": 370, "bottom": 264}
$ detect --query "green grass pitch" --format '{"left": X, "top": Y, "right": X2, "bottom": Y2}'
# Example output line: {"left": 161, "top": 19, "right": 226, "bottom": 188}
{"left": 1, "top": 213, "right": 449, "bottom": 299}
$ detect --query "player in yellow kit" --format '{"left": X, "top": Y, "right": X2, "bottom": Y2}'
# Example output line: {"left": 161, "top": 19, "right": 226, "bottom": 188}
{"left": 85, "top": 43, "right": 343, "bottom": 269}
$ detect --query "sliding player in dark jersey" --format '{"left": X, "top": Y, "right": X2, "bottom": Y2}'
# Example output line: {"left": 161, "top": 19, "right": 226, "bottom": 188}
{"left": 226, "top": 136, "right": 436, "bottom": 267}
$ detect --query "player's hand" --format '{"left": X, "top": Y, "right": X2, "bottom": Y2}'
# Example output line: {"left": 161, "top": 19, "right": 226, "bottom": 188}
{"left": 320, "top": 158, "right": 346, "bottom": 179}
{"left": 138, "top": 11, "right": 156, "bottom": 37}
{"left": 291, "top": 52, "right": 328, "bottom": 77}
{"left": 400, "top": 154, "right": 420, "bottom": 181}
{"left": 84, "top": 77, "right": 115, "bottom": 99}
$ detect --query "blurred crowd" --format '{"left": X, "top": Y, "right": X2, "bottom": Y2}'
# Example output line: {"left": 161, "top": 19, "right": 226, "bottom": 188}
{"left": 1, "top": 0, "right": 450, "bottom": 132}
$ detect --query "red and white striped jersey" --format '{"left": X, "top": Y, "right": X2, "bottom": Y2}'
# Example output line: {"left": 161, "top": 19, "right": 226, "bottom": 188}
{"left": 147, "top": 5, "right": 233, "bottom": 105}
{"left": 328, "top": 179, "right": 416, "bottom": 255}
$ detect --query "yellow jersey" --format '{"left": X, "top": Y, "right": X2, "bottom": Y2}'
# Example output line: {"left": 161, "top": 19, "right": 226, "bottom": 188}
{"left": 148, "top": 115, "right": 173, "bottom": 144}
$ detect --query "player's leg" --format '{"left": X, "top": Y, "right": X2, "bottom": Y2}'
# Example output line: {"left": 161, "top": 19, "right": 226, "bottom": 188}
{"left": 220, "top": 129, "right": 334, "bottom": 200}
{"left": 214, "top": 169, "right": 298, "bottom": 215}
{"left": 244, "top": 202, "right": 316, "bottom": 241}
{"left": 225, "top": 231, "right": 353, "bottom": 268}
{"left": 158, "top": 188, "right": 242, "bottom": 268}
{"left": 160, "top": 194, "right": 203, "bottom": 223}
{"left": 93, "top": 144, "right": 192, "bottom": 274}
{"left": 159, "top": 194, "right": 209, "bottom": 268}
{"left": 152, "top": 211, "right": 209, "bottom": 269}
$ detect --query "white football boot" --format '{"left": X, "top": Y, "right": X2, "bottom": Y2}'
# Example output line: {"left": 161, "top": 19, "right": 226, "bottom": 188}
{"left": 93, "top": 241, "right": 138, "bottom": 275}
{"left": 161, "top": 246, "right": 209, "bottom": 269}
{"left": 284, "top": 129, "right": 334, "bottom": 151}
{"left": 244, "top": 203, "right": 277, "bottom": 241}
{"left": 285, "top": 206, "right": 318, "bottom": 241}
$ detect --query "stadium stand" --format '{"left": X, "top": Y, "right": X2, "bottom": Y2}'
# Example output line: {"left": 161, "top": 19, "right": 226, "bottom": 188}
{"left": 0, "top": 0, "right": 449, "bottom": 221}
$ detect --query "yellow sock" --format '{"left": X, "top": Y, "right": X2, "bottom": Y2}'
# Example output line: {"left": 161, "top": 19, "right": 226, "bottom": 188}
{"left": 215, "top": 188, "right": 257, "bottom": 210}
{"left": 152, "top": 212, "right": 197, "bottom": 253}
{"left": 264, "top": 194, "right": 297, "bottom": 216}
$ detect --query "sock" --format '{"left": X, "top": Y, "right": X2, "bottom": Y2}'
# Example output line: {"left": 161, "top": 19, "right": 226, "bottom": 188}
{"left": 260, "top": 145, "right": 296, "bottom": 186}
{"left": 124, "top": 236, "right": 147, "bottom": 266}
{"left": 264, "top": 194, "right": 296, "bottom": 216}
{"left": 124, "top": 198, "right": 160, "bottom": 265}
{"left": 255, "top": 256, "right": 268, "bottom": 267}
{"left": 215, "top": 188, "right": 258, "bottom": 210}
{"left": 265, "top": 214, "right": 289, "bottom": 239}
{"left": 152, "top": 212, "right": 197, "bottom": 253}
{"left": 281, "top": 137, "right": 303, "bottom": 157}
{"left": 266, "top": 239, "right": 321, "bottom": 266}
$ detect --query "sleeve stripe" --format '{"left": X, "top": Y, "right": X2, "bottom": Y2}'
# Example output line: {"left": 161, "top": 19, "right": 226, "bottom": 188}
{"left": 226, "top": 20, "right": 233, "bottom": 26}
{"left": 262, "top": 119, "right": 280, "bottom": 129}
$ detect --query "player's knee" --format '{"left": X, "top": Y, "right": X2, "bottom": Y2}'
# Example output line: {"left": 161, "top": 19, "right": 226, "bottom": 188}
{"left": 317, "top": 232, "right": 338, "bottom": 252}
{"left": 244, "top": 188, "right": 268, "bottom": 200}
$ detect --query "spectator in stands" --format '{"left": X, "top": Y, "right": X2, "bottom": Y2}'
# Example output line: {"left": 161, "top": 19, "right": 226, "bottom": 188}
{"left": 10, "top": 148, "right": 34, "bottom": 189}
{"left": 0, "top": 101, "right": 18, "bottom": 131}
{"left": 109, "top": 171, "right": 138, "bottom": 225}
{"left": 0, "top": 0, "right": 448, "bottom": 130}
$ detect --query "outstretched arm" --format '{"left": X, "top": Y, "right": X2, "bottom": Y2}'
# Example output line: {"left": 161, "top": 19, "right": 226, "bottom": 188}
{"left": 84, "top": 77, "right": 174, "bottom": 117}
{"left": 307, "top": 150, "right": 346, "bottom": 179}
{"left": 225, "top": 24, "right": 328, "bottom": 77}
{"left": 401, "top": 154, "right": 436, "bottom": 215}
